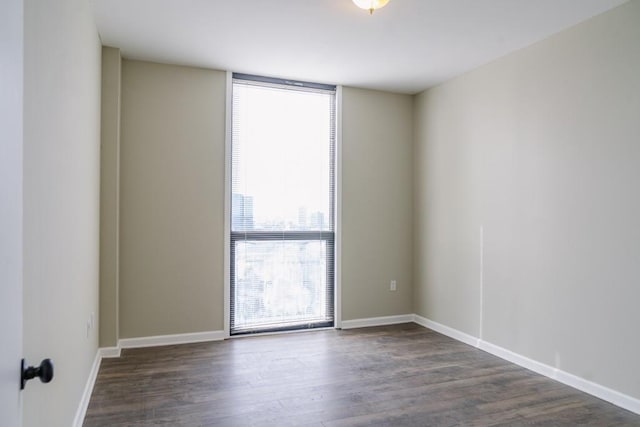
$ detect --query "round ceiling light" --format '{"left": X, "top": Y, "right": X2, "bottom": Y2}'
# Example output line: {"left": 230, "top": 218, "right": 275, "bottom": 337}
{"left": 352, "top": 0, "right": 390, "bottom": 15}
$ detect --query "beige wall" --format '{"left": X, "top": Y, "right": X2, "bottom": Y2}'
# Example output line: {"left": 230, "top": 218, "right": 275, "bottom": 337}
{"left": 414, "top": 1, "right": 640, "bottom": 400}
{"left": 23, "top": 0, "right": 102, "bottom": 425}
{"left": 116, "top": 68, "right": 414, "bottom": 337}
{"left": 342, "top": 87, "right": 414, "bottom": 320}
{"left": 119, "top": 60, "right": 226, "bottom": 338}
{"left": 99, "top": 47, "right": 122, "bottom": 347}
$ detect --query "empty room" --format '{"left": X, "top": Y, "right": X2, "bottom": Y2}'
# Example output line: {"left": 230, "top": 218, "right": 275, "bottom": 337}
{"left": 2, "top": 0, "right": 640, "bottom": 426}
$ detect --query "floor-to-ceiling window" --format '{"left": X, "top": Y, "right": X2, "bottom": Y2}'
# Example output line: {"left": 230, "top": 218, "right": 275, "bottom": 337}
{"left": 230, "top": 73, "right": 336, "bottom": 335}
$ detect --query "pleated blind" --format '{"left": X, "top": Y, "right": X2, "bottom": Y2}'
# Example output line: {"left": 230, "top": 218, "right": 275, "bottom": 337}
{"left": 230, "top": 73, "right": 336, "bottom": 335}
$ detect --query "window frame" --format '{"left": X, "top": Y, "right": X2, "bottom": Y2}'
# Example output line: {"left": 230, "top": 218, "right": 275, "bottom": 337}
{"left": 227, "top": 73, "right": 337, "bottom": 336}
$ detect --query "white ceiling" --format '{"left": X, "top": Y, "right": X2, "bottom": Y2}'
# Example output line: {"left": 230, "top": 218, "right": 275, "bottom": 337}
{"left": 92, "top": 0, "right": 627, "bottom": 94}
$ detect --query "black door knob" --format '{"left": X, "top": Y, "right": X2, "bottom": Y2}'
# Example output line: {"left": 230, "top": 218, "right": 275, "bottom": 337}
{"left": 21, "top": 358, "right": 54, "bottom": 390}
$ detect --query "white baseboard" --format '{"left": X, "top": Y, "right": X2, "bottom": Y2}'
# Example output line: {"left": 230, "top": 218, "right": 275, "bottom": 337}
{"left": 118, "top": 330, "right": 225, "bottom": 349}
{"left": 554, "top": 367, "right": 640, "bottom": 415}
{"left": 477, "top": 339, "right": 557, "bottom": 380}
{"left": 72, "top": 349, "right": 102, "bottom": 427}
{"left": 412, "top": 315, "right": 640, "bottom": 415}
{"left": 412, "top": 314, "right": 481, "bottom": 347}
{"left": 99, "top": 346, "right": 121, "bottom": 358}
{"left": 340, "top": 314, "right": 414, "bottom": 329}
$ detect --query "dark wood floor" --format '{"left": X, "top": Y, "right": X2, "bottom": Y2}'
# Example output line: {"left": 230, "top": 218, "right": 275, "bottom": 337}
{"left": 84, "top": 323, "right": 640, "bottom": 426}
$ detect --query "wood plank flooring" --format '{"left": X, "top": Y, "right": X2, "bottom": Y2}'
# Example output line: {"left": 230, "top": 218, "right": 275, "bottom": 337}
{"left": 84, "top": 323, "right": 640, "bottom": 426}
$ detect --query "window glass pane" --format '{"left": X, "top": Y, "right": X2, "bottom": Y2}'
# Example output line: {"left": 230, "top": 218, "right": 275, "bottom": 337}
{"left": 233, "top": 240, "right": 330, "bottom": 331}
{"left": 232, "top": 83, "right": 333, "bottom": 231}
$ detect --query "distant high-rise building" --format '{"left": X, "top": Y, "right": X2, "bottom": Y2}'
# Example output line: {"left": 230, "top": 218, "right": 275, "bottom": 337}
{"left": 298, "top": 207, "right": 308, "bottom": 230}
{"left": 232, "top": 193, "right": 254, "bottom": 230}
{"left": 310, "top": 211, "right": 325, "bottom": 230}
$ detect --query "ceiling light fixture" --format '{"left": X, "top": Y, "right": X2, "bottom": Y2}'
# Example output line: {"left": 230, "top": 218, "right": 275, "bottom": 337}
{"left": 352, "top": 0, "right": 390, "bottom": 15}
